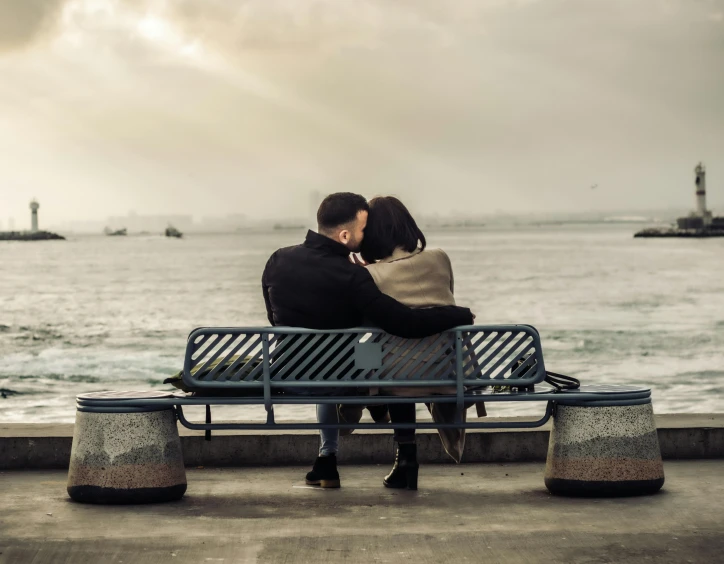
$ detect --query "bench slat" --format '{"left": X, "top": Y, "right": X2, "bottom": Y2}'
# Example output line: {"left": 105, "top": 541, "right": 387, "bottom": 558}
{"left": 182, "top": 325, "right": 547, "bottom": 389}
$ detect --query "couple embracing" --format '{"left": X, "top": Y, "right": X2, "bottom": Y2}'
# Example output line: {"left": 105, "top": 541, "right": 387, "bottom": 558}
{"left": 262, "top": 193, "right": 479, "bottom": 491}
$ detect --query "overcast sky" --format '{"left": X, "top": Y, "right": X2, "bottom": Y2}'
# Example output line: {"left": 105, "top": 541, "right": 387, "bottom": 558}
{"left": 1, "top": 0, "right": 723, "bottom": 226}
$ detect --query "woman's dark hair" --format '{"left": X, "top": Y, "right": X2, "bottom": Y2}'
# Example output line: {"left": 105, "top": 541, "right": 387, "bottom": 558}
{"left": 317, "top": 192, "right": 369, "bottom": 231}
{"left": 360, "top": 196, "right": 426, "bottom": 263}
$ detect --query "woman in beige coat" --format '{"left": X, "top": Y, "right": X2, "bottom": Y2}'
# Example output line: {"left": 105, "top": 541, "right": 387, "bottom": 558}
{"left": 358, "top": 196, "right": 483, "bottom": 490}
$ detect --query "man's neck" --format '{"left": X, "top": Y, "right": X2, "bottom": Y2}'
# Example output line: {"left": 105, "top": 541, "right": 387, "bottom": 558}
{"left": 304, "top": 230, "right": 350, "bottom": 256}
{"left": 317, "top": 229, "right": 340, "bottom": 245}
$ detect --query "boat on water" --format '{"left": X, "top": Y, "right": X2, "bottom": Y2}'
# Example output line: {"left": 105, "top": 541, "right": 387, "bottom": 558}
{"left": 104, "top": 227, "right": 127, "bottom": 236}
{"left": 635, "top": 227, "right": 724, "bottom": 238}
{"left": 165, "top": 225, "right": 183, "bottom": 238}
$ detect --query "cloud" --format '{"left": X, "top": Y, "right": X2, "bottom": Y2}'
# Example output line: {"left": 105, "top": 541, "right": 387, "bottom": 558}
{"left": 0, "top": 0, "right": 68, "bottom": 53}
{"left": 1, "top": 0, "right": 724, "bottom": 223}
{"left": 164, "top": 0, "right": 452, "bottom": 53}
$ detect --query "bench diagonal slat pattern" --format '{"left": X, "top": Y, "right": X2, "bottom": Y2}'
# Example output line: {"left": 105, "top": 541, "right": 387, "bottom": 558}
{"left": 183, "top": 326, "right": 547, "bottom": 389}
{"left": 273, "top": 334, "right": 329, "bottom": 380}
{"left": 195, "top": 334, "right": 234, "bottom": 380}
{"left": 315, "top": 334, "right": 358, "bottom": 382}
{"left": 380, "top": 333, "right": 454, "bottom": 382}
{"left": 204, "top": 333, "right": 254, "bottom": 381}
{"left": 393, "top": 333, "right": 454, "bottom": 381}
{"left": 228, "top": 335, "right": 264, "bottom": 381}
{"left": 287, "top": 334, "right": 345, "bottom": 381}
{"left": 299, "top": 334, "right": 360, "bottom": 381}
{"left": 191, "top": 333, "right": 217, "bottom": 361}
{"left": 482, "top": 333, "right": 533, "bottom": 380}
{"left": 463, "top": 331, "right": 506, "bottom": 374}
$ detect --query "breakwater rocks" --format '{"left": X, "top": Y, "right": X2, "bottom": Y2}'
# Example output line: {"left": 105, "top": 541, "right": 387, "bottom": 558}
{"left": 634, "top": 227, "right": 724, "bottom": 238}
{"left": 0, "top": 231, "right": 65, "bottom": 241}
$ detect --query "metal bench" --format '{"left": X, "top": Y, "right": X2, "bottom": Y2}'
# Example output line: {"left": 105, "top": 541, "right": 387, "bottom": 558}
{"left": 68, "top": 325, "right": 665, "bottom": 503}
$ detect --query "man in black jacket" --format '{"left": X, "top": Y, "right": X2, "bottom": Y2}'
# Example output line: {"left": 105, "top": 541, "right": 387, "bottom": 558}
{"left": 262, "top": 193, "right": 473, "bottom": 487}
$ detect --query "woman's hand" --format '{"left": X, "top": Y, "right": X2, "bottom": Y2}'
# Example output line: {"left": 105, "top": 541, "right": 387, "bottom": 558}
{"left": 349, "top": 254, "right": 368, "bottom": 267}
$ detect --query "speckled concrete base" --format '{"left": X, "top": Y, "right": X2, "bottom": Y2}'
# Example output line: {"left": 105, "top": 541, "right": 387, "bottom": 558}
{"left": 67, "top": 409, "right": 187, "bottom": 504}
{"left": 545, "top": 403, "right": 664, "bottom": 497}
{"left": 67, "top": 484, "right": 187, "bottom": 505}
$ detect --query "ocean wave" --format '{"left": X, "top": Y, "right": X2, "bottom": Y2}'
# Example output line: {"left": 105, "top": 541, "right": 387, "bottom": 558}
{"left": 2, "top": 228, "right": 724, "bottom": 422}
{"left": 14, "top": 373, "right": 102, "bottom": 383}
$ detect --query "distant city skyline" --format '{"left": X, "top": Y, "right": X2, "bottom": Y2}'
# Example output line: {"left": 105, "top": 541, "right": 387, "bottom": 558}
{"left": 4, "top": 204, "right": 711, "bottom": 234}
{"left": 1, "top": 0, "right": 723, "bottom": 226}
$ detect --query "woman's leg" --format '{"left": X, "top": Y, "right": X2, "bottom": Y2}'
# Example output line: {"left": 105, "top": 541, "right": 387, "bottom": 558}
{"left": 388, "top": 403, "right": 416, "bottom": 443}
{"left": 385, "top": 403, "right": 419, "bottom": 489}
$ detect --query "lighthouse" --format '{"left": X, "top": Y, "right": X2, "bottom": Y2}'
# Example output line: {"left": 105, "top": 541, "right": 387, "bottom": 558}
{"left": 635, "top": 162, "right": 724, "bottom": 236}
{"left": 30, "top": 200, "right": 39, "bottom": 233}
{"left": 694, "top": 163, "right": 712, "bottom": 227}
{"left": 1, "top": 200, "right": 64, "bottom": 240}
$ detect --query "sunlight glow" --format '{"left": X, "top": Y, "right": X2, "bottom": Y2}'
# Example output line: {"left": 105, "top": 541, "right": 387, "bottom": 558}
{"left": 137, "top": 16, "right": 172, "bottom": 43}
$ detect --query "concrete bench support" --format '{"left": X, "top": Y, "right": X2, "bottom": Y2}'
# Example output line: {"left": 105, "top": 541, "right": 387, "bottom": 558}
{"left": 67, "top": 392, "right": 187, "bottom": 504}
{"left": 544, "top": 402, "right": 664, "bottom": 497}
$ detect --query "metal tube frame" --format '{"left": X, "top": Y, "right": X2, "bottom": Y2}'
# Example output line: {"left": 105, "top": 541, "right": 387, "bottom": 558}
{"left": 173, "top": 402, "right": 556, "bottom": 431}
{"left": 76, "top": 390, "right": 652, "bottom": 430}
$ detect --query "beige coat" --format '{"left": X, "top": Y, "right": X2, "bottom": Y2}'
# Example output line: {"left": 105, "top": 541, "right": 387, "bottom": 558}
{"left": 366, "top": 247, "right": 456, "bottom": 396}
{"left": 365, "top": 247, "right": 485, "bottom": 462}
{"left": 366, "top": 247, "right": 456, "bottom": 309}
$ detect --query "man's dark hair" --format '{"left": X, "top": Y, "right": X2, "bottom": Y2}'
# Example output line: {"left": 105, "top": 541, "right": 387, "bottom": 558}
{"left": 317, "top": 192, "right": 369, "bottom": 232}
{"left": 360, "top": 196, "right": 426, "bottom": 263}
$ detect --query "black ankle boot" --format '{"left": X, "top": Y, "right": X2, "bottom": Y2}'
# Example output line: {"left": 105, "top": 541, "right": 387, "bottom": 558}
{"left": 383, "top": 443, "right": 419, "bottom": 490}
{"left": 305, "top": 455, "right": 340, "bottom": 488}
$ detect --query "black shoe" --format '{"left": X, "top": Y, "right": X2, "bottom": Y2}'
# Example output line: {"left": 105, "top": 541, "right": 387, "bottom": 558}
{"left": 305, "top": 455, "right": 341, "bottom": 488}
{"left": 383, "top": 443, "right": 419, "bottom": 490}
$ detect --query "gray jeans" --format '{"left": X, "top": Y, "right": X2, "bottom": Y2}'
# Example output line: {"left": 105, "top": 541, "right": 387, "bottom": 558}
{"left": 281, "top": 386, "right": 345, "bottom": 457}
{"left": 317, "top": 403, "right": 339, "bottom": 456}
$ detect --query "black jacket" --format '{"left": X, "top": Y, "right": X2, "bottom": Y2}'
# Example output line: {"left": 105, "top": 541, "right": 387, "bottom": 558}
{"left": 261, "top": 230, "right": 473, "bottom": 338}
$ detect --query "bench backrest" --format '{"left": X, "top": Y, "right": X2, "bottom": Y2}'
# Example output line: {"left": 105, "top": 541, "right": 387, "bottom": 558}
{"left": 183, "top": 325, "right": 546, "bottom": 391}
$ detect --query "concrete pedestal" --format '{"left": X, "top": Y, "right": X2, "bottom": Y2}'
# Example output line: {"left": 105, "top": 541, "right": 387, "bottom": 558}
{"left": 545, "top": 402, "right": 664, "bottom": 497}
{"left": 67, "top": 392, "right": 187, "bottom": 504}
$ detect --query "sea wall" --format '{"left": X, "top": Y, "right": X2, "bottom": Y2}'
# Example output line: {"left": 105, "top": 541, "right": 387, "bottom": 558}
{"left": 0, "top": 230, "right": 65, "bottom": 241}
{"left": 1, "top": 414, "right": 722, "bottom": 470}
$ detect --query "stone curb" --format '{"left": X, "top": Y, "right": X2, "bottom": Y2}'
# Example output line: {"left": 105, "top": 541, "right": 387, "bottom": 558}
{"left": 1, "top": 414, "right": 722, "bottom": 469}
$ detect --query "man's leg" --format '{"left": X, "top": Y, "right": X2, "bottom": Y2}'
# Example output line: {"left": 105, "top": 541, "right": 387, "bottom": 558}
{"left": 304, "top": 403, "right": 341, "bottom": 488}
{"left": 317, "top": 403, "right": 339, "bottom": 456}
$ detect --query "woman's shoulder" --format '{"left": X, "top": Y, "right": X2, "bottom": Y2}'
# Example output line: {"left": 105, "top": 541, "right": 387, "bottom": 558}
{"left": 419, "top": 248, "right": 452, "bottom": 267}
{"left": 366, "top": 248, "right": 451, "bottom": 268}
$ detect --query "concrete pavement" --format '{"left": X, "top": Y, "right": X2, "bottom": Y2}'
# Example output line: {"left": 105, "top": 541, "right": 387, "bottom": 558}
{"left": 1, "top": 460, "right": 723, "bottom": 563}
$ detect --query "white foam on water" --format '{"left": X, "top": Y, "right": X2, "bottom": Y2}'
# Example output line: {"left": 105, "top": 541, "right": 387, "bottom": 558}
{"left": 1, "top": 226, "right": 723, "bottom": 423}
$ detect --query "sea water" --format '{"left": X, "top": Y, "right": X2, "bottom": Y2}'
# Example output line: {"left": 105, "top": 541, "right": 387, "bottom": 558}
{"left": 1, "top": 224, "right": 723, "bottom": 424}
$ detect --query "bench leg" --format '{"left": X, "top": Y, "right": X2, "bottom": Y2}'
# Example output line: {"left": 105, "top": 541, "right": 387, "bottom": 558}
{"left": 67, "top": 408, "right": 187, "bottom": 504}
{"left": 544, "top": 402, "right": 664, "bottom": 497}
